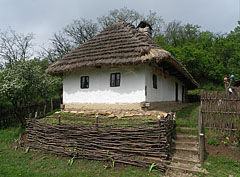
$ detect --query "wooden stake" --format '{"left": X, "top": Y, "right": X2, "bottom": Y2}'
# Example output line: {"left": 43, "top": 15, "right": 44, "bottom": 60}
{"left": 35, "top": 112, "right": 38, "bottom": 119}
{"left": 199, "top": 133, "right": 205, "bottom": 165}
{"left": 43, "top": 105, "right": 47, "bottom": 117}
{"left": 96, "top": 115, "right": 98, "bottom": 126}
{"left": 58, "top": 115, "right": 61, "bottom": 125}
{"left": 51, "top": 98, "right": 53, "bottom": 111}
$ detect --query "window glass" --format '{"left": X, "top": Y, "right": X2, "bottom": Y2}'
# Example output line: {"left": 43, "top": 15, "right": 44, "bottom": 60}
{"left": 153, "top": 74, "right": 157, "bottom": 89}
{"left": 110, "top": 73, "right": 120, "bottom": 87}
{"left": 81, "top": 76, "right": 89, "bottom": 89}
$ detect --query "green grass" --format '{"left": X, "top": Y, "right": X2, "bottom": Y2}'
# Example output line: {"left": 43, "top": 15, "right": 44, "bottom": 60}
{"left": 1, "top": 103, "right": 240, "bottom": 176}
{"left": 0, "top": 126, "right": 163, "bottom": 177}
{"left": 175, "top": 103, "right": 240, "bottom": 176}
{"left": 40, "top": 118, "right": 93, "bottom": 125}
{"left": 41, "top": 113, "right": 157, "bottom": 126}
{"left": 45, "top": 108, "right": 61, "bottom": 116}
{"left": 204, "top": 156, "right": 240, "bottom": 177}
{"left": 175, "top": 102, "right": 200, "bottom": 128}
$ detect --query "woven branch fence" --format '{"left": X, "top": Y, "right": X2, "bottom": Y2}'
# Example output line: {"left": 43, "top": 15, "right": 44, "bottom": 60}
{"left": 20, "top": 114, "right": 176, "bottom": 172}
{"left": 200, "top": 87, "right": 240, "bottom": 136}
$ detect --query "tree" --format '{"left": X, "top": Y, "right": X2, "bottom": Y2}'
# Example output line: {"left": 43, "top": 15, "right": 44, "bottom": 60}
{"left": 43, "top": 8, "right": 164, "bottom": 62}
{"left": 98, "top": 7, "right": 164, "bottom": 37}
{"left": 42, "top": 19, "right": 98, "bottom": 63}
{"left": 0, "top": 60, "right": 61, "bottom": 125}
{"left": 0, "top": 27, "right": 34, "bottom": 67}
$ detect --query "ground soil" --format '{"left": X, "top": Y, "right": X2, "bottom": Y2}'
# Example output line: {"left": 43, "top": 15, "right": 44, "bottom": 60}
{"left": 150, "top": 102, "right": 195, "bottom": 112}
{"left": 205, "top": 137, "right": 240, "bottom": 162}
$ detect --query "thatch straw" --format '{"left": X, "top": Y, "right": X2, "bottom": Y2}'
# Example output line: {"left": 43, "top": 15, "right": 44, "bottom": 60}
{"left": 46, "top": 21, "right": 199, "bottom": 88}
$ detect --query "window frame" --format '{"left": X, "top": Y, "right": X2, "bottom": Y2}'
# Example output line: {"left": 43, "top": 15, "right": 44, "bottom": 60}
{"left": 110, "top": 73, "right": 121, "bottom": 87}
{"left": 80, "top": 76, "right": 89, "bottom": 89}
{"left": 152, "top": 74, "right": 157, "bottom": 89}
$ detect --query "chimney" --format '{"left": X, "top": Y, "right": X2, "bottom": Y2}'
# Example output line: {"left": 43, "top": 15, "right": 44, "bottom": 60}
{"left": 137, "top": 21, "right": 152, "bottom": 37}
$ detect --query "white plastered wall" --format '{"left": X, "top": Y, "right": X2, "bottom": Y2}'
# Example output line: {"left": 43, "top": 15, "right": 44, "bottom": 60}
{"left": 63, "top": 65, "right": 146, "bottom": 104}
{"left": 145, "top": 65, "right": 184, "bottom": 102}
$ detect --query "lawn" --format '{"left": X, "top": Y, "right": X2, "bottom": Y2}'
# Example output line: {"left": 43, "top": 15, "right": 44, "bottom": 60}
{"left": 0, "top": 127, "right": 163, "bottom": 177}
{"left": 1, "top": 103, "right": 240, "bottom": 177}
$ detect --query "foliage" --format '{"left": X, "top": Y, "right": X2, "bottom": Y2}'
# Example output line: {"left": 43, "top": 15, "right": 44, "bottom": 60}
{"left": 67, "top": 156, "right": 76, "bottom": 166}
{"left": 0, "top": 59, "right": 61, "bottom": 125}
{"left": 148, "top": 163, "right": 156, "bottom": 175}
{"left": 208, "top": 137, "right": 219, "bottom": 146}
{"left": 155, "top": 21, "right": 240, "bottom": 88}
{"left": 231, "top": 141, "right": 239, "bottom": 147}
{"left": 97, "top": 7, "right": 164, "bottom": 37}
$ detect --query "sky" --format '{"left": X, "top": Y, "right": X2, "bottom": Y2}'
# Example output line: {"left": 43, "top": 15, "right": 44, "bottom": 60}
{"left": 0, "top": 0, "right": 239, "bottom": 51}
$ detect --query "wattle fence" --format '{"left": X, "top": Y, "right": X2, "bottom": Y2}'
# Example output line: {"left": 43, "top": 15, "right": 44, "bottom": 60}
{"left": 200, "top": 88, "right": 240, "bottom": 136}
{"left": 0, "top": 98, "right": 62, "bottom": 129}
{"left": 19, "top": 114, "right": 176, "bottom": 172}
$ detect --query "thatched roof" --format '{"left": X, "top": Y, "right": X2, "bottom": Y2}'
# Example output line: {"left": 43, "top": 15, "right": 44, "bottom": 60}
{"left": 46, "top": 21, "right": 199, "bottom": 89}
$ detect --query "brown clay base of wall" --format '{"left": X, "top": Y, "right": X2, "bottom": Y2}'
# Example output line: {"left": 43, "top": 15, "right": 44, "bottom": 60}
{"left": 64, "top": 101, "right": 192, "bottom": 113}
{"left": 64, "top": 102, "right": 142, "bottom": 111}
{"left": 146, "top": 101, "right": 194, "bottom": 112}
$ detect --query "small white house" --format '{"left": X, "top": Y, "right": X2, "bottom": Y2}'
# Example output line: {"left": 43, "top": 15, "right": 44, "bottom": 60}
{"left": 46, "top": 21, "right": 198, "bottom": 111}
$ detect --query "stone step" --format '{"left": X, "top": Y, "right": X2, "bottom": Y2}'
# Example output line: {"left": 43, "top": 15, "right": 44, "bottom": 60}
{"left": 171, "top": 150, "right": 199, "bottom": 161}
{"left": 167, "top": 162, "right": 207, "bottom": 175}
{"left": 173, "top": 141, "right": 198, "bottom": 148}
{"left": 178, "top": 127, "right": 197, "bottom": 131}
{"left": 172, "top": 146, "right": 198, "bottom": 156}
{"left": 176, "top": 134, "right": 198, "bottom": 142}
{"left": 171, "top": 156, "right": 200, "bottom": 165}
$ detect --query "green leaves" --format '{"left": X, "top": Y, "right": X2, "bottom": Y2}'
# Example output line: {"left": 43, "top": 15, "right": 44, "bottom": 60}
{"left": 25, "top": 146, "right": 30, "bottom": 153}
{"left": 155, "top": 21, "right": 240, "bottom": 88}
{"left": 0, "top": 60, "right": 61, "bottom": 105}
{"left": 148, "top": 163, "right": 156, "bottom": 175}
{"left": 67, "top": 155, "right": 76, "bottom": 166}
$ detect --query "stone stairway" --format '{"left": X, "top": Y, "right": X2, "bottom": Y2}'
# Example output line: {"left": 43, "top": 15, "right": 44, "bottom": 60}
{"left": 165, "top": 127, "right": 207, "bottom": 176}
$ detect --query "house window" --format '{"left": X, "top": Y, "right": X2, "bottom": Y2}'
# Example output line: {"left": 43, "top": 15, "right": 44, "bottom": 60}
{"left": 81, "top": 76, "right": 89, "bottom": 89}
{"left": 153, "top": 74, "right": 157, "bottom": 89}
{"left": 110, "top": 73, "right": 121, "bottom": 87}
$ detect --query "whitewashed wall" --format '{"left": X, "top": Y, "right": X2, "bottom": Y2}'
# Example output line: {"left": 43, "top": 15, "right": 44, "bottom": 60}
{"left": 63, "top": 65, "right": 146, "bottom": 104}
{"left": 145, "top": 65, "right": 184, "bottom": 102}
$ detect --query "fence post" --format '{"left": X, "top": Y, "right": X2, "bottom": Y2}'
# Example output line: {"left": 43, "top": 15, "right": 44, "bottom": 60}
{"left": 96, "top": 115, "right": 99, "bottom": 129}
{"left": 43, "top": 105, "right": 47, "bottom": 117}
{"left": 199, "top": 133, "right": 205, "bottom": 165}
{"left": 29, "top": 113, "right": 32, "bottom": 119}
{"left": 35, "top": 112, "right": 38, "bottom": 119}
{"left": 51, "top": 98, "right": 53, "bottom": 111}
{"left": 198, "top": 90, "right": 205, "bottom": 165}
{"left": 58, "top": 115, "right": 61, "bottom": 125}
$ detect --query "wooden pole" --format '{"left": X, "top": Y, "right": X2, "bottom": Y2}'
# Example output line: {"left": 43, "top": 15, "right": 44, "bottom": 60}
{"left": 51, "top": 98, "right": 53, "bottom": 111}
{"left": 96, "top": 115, "right": 99, "bottom": 129}
{"left": 35, "top": 112, "right": 38, "bottom": 119}
{"left": 199, "top": 133, "right": 205, "bottom": 165}
{"left": 58, "top": 115, "right": 61, "bottom": 125}
{"left": 43, "top": 105, "right": 47, "bottom": 117}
